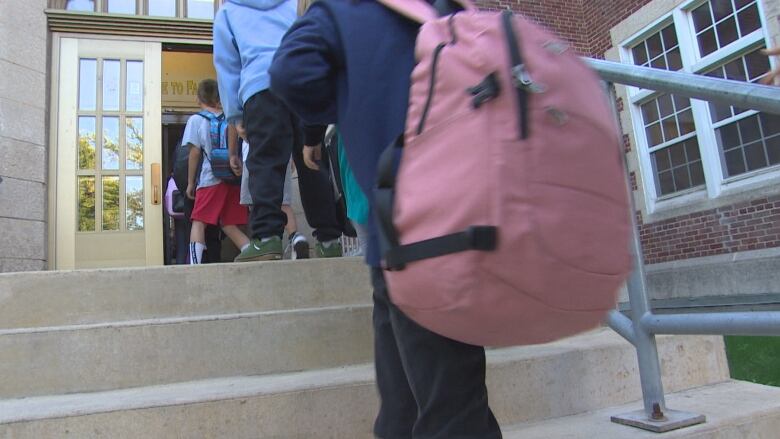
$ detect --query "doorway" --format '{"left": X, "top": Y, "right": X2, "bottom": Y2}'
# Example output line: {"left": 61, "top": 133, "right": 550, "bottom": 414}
{"left": 54, "top": 38, "right": 163, "bottom": 269}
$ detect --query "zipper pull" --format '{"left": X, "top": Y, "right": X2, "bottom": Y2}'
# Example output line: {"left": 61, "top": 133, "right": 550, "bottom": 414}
{"left": 512, "top": 64, "right": 546, "bottom": 93}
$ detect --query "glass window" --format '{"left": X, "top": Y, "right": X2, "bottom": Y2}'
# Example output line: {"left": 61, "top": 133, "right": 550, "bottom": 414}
{"left": 706, "top": 47, "right": 770, "bottom": 122}
{"left": 78, "top": 116, "right": 97, "bottom": 170}
{"left": 126, "top": 118, "right": 144, "bottom": 170}
{"left": 691, "top": 0, "right": 761, "bottom": 57}
{"left": 102, "top": 117, "right": 120, "bottom": 170}
{"left": 640, "top": 94, "right": 695, "bottom": 147}
{"left": 103, "top": 60, "right": 121, "bottom": 112}
{"left": 126, "top": 176, "right": 144, "bottom": 230}
{"left": 148, "top": 0, "right": 177, "bottom": 16}
{"left": 631, "top": 23, "right": 683, "bottom": 71}
{"left": 102, "top": 176, "right": 121, "bottom": 231}
{"left": 652, "top": 139, "right": 706, "bottom": 196}
{"left": 126, "top": 61, "right": 144, "bottom": 112}
{"left": 79, "top": 59, "right": 97, "bottom": 111}
{"left": 66, "top": 0, "right": 95, "bottom": 11}
{"left": 107, "top": 0, "right": 136, "bottom": 14}
{"left": 717, "top": 113, "right": 780, "bottom": 177}
{"left": 187, "top": 0, "right": 215, "bottom": 19}
{"left": 78, "top": 176, "right": 96, "bottom": 232}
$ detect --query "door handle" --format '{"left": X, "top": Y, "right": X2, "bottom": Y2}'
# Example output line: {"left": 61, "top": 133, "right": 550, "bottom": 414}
{"left": 151, "top": 163, "right": 161, "bottom": 205}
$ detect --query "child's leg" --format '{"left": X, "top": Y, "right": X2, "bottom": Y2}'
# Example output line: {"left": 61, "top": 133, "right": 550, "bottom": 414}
{"left": 222, "top": 225, "right": 249, "bottom": 250}
{"left": 189, "top": 220, "right": 207, "bottom": 264}
{"left": 189, "top": 186, "right": 222, "bottom": 265}
{"left": 282, "top": 204, "right": 297, "bottom": 236}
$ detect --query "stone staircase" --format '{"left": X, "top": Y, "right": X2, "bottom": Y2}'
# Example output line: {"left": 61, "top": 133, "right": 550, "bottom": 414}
{"left": 0, "top": 258, "right": 778, "bottom": 438}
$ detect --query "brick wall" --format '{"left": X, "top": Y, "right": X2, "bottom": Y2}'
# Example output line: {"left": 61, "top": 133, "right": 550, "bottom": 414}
{"left": 639, "top": 197, "right": 780, "bottom": 265}
{"left": 475, "top": 0, "right": 652, "bottom": 56}
{"left": 475, "top": 0, "right": 589, "bottom": 54}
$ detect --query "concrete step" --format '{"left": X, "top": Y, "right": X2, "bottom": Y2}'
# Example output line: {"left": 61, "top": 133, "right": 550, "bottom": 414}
{"left": 0, "top": 305, "right": 373, "bottom": 399}
{"left": 503, "top": 380, "right": 780, "bottom": 438}
{"left": 0, "top": 258, "right": 371, "bottom": 329}
{"left": 0, "top": 331, "right": 730, "bottom": 437}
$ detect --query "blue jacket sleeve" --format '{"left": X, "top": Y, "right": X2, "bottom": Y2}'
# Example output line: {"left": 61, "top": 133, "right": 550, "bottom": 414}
{"left": 269, "top": 3, "right": 340, "bottom": 126}
{"left": 213, "top": 9, "right": 244, "bottom": 125}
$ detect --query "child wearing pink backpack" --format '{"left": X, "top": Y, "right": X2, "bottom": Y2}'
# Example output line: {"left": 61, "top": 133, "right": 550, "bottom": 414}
{"left": 270, "top": 1, "right": 502, "bottom": 437}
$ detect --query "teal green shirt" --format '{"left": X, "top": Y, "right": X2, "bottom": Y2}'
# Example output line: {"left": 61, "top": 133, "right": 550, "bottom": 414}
{"left": 338, "top": 135, "right": 369, "bottom": 225}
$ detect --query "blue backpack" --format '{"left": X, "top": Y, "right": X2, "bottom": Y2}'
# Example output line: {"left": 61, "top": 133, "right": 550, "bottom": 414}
{"left": 197, "top": 111, "right": 240, "bottom": 185}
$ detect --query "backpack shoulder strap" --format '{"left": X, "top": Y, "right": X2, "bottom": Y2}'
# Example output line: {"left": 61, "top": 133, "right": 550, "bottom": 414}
{"left": 375, "top": 0, "right": 475, "bottom": 23}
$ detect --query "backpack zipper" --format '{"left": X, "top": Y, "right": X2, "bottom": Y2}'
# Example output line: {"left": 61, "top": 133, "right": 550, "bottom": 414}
{"left": 501, "top": 10, "right": 533, "bottom": 140}
{"left": 417, "top": 42, "right": 448, "bottom": 135}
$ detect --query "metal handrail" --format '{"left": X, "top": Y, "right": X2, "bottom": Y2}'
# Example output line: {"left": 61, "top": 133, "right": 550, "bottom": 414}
{"left": 589, "top": 58, "right": 780, "bottom": 433}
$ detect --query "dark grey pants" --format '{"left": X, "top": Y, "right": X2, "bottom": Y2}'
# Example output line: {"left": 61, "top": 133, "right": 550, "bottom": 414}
{"left": 243, "top": 90, "right": 342, "bottom": 241}
{"left": 371, "top": 267, "right": 502, "bottom": 439}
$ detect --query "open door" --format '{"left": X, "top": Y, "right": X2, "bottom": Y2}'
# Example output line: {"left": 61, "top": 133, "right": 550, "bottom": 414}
{"left": 54, "top": 38, "right": 163, "bottom": 269}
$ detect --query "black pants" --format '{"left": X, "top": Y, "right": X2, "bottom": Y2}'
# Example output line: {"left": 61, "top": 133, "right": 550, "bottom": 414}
{"left": 243, "top": 90, "right": 342, "bottom": 242}
{"left": 371, "top": 268, "right": 502, "bottom": 439}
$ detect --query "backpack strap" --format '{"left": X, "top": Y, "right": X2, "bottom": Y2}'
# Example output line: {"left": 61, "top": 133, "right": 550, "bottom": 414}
{"left": 375, "top": 137, "right": 497, "bottom": 271}
{"left": 375, "top": 0, "right": 475, "bottom": 23}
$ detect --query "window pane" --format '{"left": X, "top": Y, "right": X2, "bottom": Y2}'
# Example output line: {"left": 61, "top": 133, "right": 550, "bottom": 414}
{"left": 126, "top": 118, "right": 144, "bottom": 170}
{"left": 760, "top": 113, "right": 780, "bottom": 136}
{"left": 717, "top": 123, "right": 741, "bottom": 149}
{"left": 148, "top": 0, "right": 177, "bottom": 16}
{"left": 66, "top": 0, "right": 95, "bottom": 11}
{"left": 126, "top": 176, "right": 144, "bottom": 231}
{"left": 698, "top": 29, "right": 718, "bottom": 56}
{"left": 739, "top": 115, "right": 761, "bottom": 143}
{"left": 647, "top": 34, "right": 664, "bottom": 59}
{"left": 641, "top": 101, "right": 660, "bottom": 123}
{"left": 102, "top": 117, "right": 120, "bottom": 170}
{"left": 679, "top": 109, "right": 696, "bottom": 135}
{"left": 767, "top": 136, "right": 780, "bottom": 165}
{"left": 107, "top": 0, "right": 136, "bottom": 14}
{"left": 711, "top": 0, "right": 732, "bottom": 21}
{"left": 658, "top": 94, "right": 674, "bottom": 118}
{"left": 126, "top": 61, "right": 144, "bottom": 112}
{"left": 652, "top": 139, "right": 704, "bottom": 196}
{"left": 723, "top": 57, "right": 747, "bottom": 81}
{"left": 187, "top": 0, "right": 214, "bottom": 19}
{"left": 745, "top": 49, "right": 770, "bottom": 81}
{"left": 646, "top": 123, "right": 663, "bottom": 146}
{"left": 724, "top": 148, "right": 746, "bottom": 175}
{"left": 103, "top": 60, "right": 121, "bottom": 111}
{"left": 692, "top": 3, "right": 713, "bottom": 33}
{"left": 744, "top": 141, "right": 768, "bottom": 171}
{"left": 655, "top": 148, "right": 671, "bottom": 171}
{"left": 78, "top": 176, "right": 96, "bottom": 232}
{"left": 632, "top": 44, "right": 648, "bottom": 66}
{"left": 102, "top": 176, "right": 120, "bottom": 231}
{"left": 650, "top": 56, "right": 667, "bottom": 70}
{"left": 662, "top": 116, "right": 679, "bottom": 140}
{"left": 79, "top": 59, "right": 97, "bottom": 111}
{"left": 738, "top": 4, "right": 761, "bottom": 35}
{"left": 662, "top": 26, "right": 678, "bottom": 49}
{"left": 716, "top": 17, "right": 739, "bottom": 47}
{"left": 667, "top": 49, "right": 683, "bottom": 71}
{"left": 78, "top": 116, "right": 96, "bottom": 170}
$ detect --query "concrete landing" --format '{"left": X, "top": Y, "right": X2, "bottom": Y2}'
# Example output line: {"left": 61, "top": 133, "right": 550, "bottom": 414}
{"left": 504, "top": 380, "right": 780, "bottom": 439}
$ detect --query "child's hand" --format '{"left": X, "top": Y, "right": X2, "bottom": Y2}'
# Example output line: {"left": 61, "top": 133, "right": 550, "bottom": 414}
{"left": 186, "top": 183, "right": 196, "bottom": 200}
{"left": 303, "top": 144, "right": 322, "bottom": 170}
{"left": 230, "top": 155, "right": 243, "bottom": 176}
{"left": 235, "top": 121, "right": 247, "bottom": 139}
{"left": 761, "top": 47, "right": 780, "bottom": 85}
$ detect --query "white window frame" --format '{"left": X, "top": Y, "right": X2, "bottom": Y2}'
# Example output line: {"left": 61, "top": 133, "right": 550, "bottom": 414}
{"left": 620, "top": 0, "right": 778, "bottom": 214}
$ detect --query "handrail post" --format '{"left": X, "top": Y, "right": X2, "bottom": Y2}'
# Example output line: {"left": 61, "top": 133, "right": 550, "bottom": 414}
{"left": 604, "top": 82, "right": 706, "bottom": 433}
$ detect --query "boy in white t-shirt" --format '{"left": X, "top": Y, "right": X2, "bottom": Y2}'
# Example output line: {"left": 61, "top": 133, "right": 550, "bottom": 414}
{"left": 184, "top": 79, "right": 250, "bottom": 264}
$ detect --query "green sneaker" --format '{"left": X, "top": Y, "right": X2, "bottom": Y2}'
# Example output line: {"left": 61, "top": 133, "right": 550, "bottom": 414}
{"left": 235, "top": 236, "right": 283, "bottom": 262}
{"left": 315, "top": 239, "right": 343, "bottom": 258}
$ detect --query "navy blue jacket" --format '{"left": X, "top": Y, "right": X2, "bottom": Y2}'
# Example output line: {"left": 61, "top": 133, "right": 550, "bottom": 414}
{"left": 270, "top": 0, "right": 420, "bottom": 266}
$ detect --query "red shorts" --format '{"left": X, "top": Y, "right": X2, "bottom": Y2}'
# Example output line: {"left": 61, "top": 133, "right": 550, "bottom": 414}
{"left": 191, "top": 182, "right": 248, "bottom": 226}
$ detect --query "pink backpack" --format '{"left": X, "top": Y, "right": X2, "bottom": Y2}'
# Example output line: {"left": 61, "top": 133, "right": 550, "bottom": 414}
{"left": 375, "top": 0, "right": 632, "bottom": 346}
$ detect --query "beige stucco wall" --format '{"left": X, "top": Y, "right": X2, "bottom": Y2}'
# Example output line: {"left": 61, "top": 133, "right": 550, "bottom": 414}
{"left": 0, "top": 0, "right": 49, "bottom": 272}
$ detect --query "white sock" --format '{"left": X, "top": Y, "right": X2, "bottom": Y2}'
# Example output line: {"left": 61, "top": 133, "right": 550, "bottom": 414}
{"left": 321, "top": 239, "right": 338, "bottom": 248}
{"left": 261, "top": 236, "right": 275, "bottom": 243}
{"left": 189, "top": 242, "right": 206, "bottom": 264}
{"left": 241, "top": 243, "right": 250, "bottom": 251}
